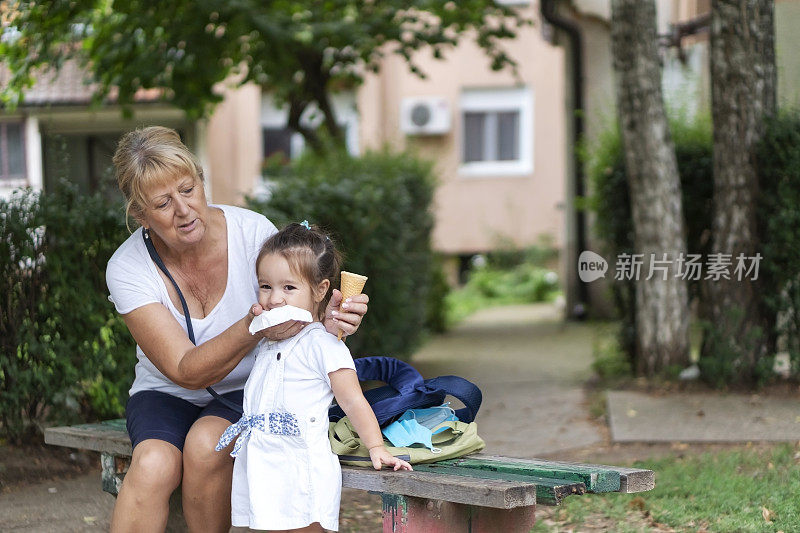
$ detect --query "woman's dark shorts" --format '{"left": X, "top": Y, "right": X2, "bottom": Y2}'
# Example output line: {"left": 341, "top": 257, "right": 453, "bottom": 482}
{"left": 125, "top": 389, "right": 244, "bottom": 452}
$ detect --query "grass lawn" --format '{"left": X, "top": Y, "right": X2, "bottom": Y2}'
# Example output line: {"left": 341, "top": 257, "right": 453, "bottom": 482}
{"left": 533, "top": 443, "right": 800, "bottom": 532}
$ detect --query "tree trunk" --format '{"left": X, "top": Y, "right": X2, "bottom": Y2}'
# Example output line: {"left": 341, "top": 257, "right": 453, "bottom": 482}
{"left": 704, "top": 0, "right": 776, "bottom": 383}
{"left": 611, "top": 0, "right": 691, "bottom": 376}
{"left": 287, "top": 97, "right": 324, "bottom": 154}
{"left": 286, "top": 49, "right": 346, "bottom": 155}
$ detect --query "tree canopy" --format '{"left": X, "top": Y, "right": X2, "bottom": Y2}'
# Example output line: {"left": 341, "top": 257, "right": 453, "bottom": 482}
{"left": 1, "top": 0, "right": 527, "bottom": 150}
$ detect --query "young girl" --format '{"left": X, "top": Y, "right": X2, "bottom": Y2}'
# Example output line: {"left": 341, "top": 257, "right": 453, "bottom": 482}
{"left": 216, "top": 222, "right": 412, "bottom": 532}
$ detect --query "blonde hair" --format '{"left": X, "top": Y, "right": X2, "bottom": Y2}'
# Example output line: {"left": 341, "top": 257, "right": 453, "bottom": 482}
{"left": 113, "top": 126, "right": 204, "bottom": 230}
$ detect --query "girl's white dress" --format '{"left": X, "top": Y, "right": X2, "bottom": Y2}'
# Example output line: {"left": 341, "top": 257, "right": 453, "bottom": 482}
{"left": 227, "top": 322, "right": 355, "bottom": 531}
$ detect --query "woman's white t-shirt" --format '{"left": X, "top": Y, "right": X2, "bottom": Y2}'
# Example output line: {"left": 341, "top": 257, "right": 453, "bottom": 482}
{"left": 105, "top": 205, "right": 277, "bottom": 405}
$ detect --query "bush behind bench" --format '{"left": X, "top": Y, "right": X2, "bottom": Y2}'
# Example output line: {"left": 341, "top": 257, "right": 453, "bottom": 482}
{"left": 247, "top": 148, "right": 443, "bottom": 360}
{"left": 0, "top": 181, "right": 136, "bottom": 443}
{"left": 0, "top": 149, "right": 445, "bottom": 442}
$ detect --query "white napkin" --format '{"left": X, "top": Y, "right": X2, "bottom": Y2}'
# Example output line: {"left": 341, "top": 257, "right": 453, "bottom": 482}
{"left": 248, "top": 305, "right": 313, "bottom": 335}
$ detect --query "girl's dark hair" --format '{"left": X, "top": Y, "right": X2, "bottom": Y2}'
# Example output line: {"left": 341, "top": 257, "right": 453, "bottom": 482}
{"left": 256, "top": 223, "right": 341, "bottom": 319}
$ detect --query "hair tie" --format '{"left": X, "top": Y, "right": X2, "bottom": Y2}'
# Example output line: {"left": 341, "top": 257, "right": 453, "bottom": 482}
{"left": 300, "top": 220, "right": 311, "bottom": 230}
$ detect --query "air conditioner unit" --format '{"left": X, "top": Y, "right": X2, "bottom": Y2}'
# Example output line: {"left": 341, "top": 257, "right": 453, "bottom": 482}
{"left": 400, "top": 97, "right": 451, "bottom": 135}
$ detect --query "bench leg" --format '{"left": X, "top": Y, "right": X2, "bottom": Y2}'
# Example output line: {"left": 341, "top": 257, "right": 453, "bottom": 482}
{"left": 101, "top": 452, "right": 128, "bottom": 496}
{"left": 381, "top": 494, "right": 536, "bottom": 533}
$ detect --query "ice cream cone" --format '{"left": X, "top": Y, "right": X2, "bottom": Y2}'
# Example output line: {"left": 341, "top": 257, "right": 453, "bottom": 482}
{"left": 338, "top": 271, "right": 368, "bottom": 341}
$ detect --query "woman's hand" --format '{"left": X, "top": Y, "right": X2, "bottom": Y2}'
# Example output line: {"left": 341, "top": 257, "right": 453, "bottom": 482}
{"left": 368, "top": 446, "right": 413, "bottom": 471}
{"left": 247, "top": 304, "right": 308, "bottom": 341}
{"left": 323, "top": 289, "right": 369, "bottom": 339}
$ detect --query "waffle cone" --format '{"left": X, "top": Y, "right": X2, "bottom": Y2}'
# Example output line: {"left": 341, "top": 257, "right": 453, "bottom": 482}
{"left": 338, "top": 271, "right": 368, "bottom": 340}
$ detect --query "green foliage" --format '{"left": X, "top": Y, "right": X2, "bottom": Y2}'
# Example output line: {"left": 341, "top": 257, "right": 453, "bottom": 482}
{"left": 484, "top": 237, "right": 559, "bottom": 271}
{"left": 246, "top": 149, "right": 440, "bottom": 359}
{"left": 2, "top": 1, "right": 527, "bottom": 149}
{"left": 425, "top": 255, "right": 450, "bottom": 335}
{"left": 699, "top": 309, "right": 773, "bottom": 388}
{"left": 588, "top": 116, "right": 713, "bottom": 373}
{"left": 591, "top": 111, "right": 800, "bottom": 386}
{"left": 468, "top": 264, "right": 558, "bottom": 301}
{"left": 701, "top": 111, "right": 800, "bottom": 386}
{"left": 534, "top": 444, "right": 800, "bottom": 532}
{"left": 445, "top": 260, "right": 560, "bottom": 327}
{"left": 757, "top": 110, "right": 800, "bottom": 378}
{"left": 0, "top": 182, "right": 135, "bottom": 443}
{"left": 586, "top": 125, "right": 637, "bottom": 362}
{"left": 591, "top": 330, "right": 632, "bottom": 383}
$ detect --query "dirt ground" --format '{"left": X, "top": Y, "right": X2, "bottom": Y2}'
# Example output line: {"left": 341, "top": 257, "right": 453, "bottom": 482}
{"left": 0, "top": 444, "right": 95, "bottom": 494}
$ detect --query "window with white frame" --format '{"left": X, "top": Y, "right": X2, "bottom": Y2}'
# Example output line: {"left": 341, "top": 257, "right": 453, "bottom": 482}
{"left": 0, "top": 121, "right": 26, "bottom": 183}
{"left": 460, "top": 87, "right": 532, "bottom": 176}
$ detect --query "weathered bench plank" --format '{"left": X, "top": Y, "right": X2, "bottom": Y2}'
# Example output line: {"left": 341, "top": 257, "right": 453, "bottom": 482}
{"left": 44, "top": 422, "right": 655, "bottom": 496}
{"left": 44, "top": 420, "right": 132, "bottom": 456}
{"left": 412, "top": 464, "right": 585, "bottom": 505}
{"left": 45, "top": 423, "right": 538, "bottom": 509}
{"left": 470, "top": 454, "right": 655, "bottom": 493}
{"left": 341, "top": 466, "right": 537, "bottom": 509}
{"left": 439, "top": 455, "right": 621, "bottom": 493}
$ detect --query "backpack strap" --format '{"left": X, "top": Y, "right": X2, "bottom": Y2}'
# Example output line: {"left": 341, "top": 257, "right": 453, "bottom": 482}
{"left": 142, "top": 228, "right": 243, "bottom": 415}
{"left": 328, "top": 356, "right": 431, "bottom": 424}
{"left": 328, "top": 356, "right": 484, "bottom": 425}
{"left": 424, "top": 375, "right": 483, "bottom": 423}
{"left": 352, "top": 356, "right": 424, "bottom": 393}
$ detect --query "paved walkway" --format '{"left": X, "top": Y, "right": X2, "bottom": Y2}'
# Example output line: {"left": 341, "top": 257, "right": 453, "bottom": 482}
{"left": 608, "top": 389, "right": 800, "bottom": 442}
{"left": 412, "top": 303, "right": 602, "bottom": 457}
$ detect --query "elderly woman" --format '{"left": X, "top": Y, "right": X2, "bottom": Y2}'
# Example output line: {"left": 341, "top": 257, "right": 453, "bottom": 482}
{"left": 105, "top": 126, "right": 368, "bottom": 532}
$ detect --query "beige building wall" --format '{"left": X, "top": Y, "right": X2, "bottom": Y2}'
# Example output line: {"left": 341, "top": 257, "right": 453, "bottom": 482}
{"left": 204, "top": 83, "right": 262, "bottom": 206}
{"left": 358, "top": 5, "right": 567, "bottom": 257}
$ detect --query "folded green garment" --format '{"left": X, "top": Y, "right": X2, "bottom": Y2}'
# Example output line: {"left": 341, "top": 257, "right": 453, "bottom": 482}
{"left": 328, "top": 417, "right": 485, "bottom": 466}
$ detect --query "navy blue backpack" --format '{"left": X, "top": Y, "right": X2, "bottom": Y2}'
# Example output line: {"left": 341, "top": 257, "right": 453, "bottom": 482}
{"left": 328, "top": 356, "right": 483, "bottom": 427}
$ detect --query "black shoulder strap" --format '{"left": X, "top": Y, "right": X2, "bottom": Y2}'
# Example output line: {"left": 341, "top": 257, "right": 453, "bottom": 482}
{"left": 142, "top": 229, "right": 243, "bottom": 415}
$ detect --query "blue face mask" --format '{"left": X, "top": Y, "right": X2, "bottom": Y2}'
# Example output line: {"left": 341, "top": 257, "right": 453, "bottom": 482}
{"left": 381, "top": 404, "right": 458, "bottom": 452}
{"left": 400, "top": 404, "right": 458, "bottom": 433}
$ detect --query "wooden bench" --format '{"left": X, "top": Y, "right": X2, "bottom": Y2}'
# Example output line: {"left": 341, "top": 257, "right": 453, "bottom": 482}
{"left": 45, "top": 420, "right": 654, "bottom": 532}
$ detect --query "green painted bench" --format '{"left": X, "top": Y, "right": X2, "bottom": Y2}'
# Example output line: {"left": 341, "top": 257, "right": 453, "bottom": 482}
{"left": 45, "top": 419, "right": 654, "bottom": 532}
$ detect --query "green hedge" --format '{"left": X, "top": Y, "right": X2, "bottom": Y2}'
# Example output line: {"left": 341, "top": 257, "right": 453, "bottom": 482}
{"left": 247, "top": 149, "right": 443, "bottom": 359}
{"left": 0, "top": 182, "right": 135, "bottom": 443}
{"left": 757, "top": 111, "right": 800, "bottom": 378}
